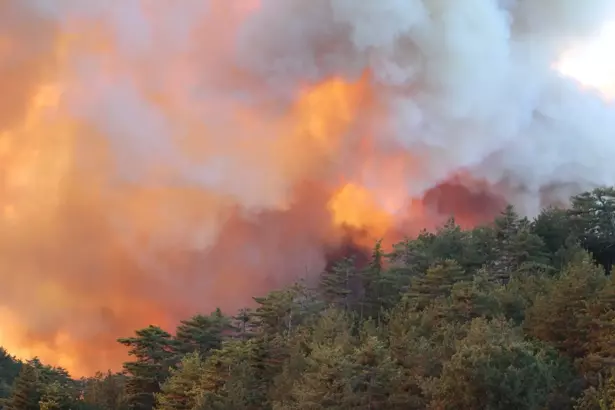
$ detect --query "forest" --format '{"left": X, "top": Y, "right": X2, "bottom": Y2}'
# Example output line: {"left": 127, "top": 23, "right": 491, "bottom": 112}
{"left": 2, "top": 187, "right": 615, "bottom": 410}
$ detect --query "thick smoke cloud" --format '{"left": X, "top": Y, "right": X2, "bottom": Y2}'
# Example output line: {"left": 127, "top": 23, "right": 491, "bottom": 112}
{"left": 0, "top": 0, "right": 614, "bottom": 375}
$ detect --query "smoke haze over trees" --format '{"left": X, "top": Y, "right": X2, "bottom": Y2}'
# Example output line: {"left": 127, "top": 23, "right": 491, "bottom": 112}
{"left": 1, "top": 188, "right": 615, "bottom": 408}
{"left": 2, "top": 0, "right": 615, "bottom": 375}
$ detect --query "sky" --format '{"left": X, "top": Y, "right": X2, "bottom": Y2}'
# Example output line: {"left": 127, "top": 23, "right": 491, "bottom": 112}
{"left": 558, "top": 21, "right": 615, "bottom": 98}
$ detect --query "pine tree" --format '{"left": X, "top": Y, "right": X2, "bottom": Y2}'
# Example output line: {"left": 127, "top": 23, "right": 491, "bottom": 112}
{"left": 434, "top": 318, "right": 573, "bottom": 410}
{"left": 569, "top": 187, "right": 615, "bottom": 273}
{"left": 38, "top": 381, "right": 73, "bottom": 410}
{"left": 198, "top": 339, "right": 268, "bottom": 409}
{"left": 389, "top": 230, "right": 436, "bottom": 277}
{"left": 0, "top": 347, "right": 21, "bottom": 401}
{"left": 578, "top": 274, "right": 615, "bottom": 376}
{"left": 232, "top": 308, "right": 254, "bottom": 340}
{"left": 275, "top": 310, "right": 356, "bottom": 409}
{"left": 489, "top": 205, "right": 549, "bottom": 283}
{"left": 155, "top": 352, "right": 203, "bottom": 410}
{"left": 463, "top": 225, "right": 498, "bottom": 270}
{"left": 348, "top": 335, "right": 401, "bottom": 409}
{"left": 431, "top": 217, "right": 468, "bottom": 264}
{"left": 360, "top": 240, "right": 391, "bottom": 322}
{"left": 5, "top": 364, "right": 40, "bottom": 410}
{"left": 525, "top": 253, "right": 607, "bottom": 360}
{"left": 319, "top": 256, "right": 358, "bottom": 311}
{"left": 175, "top": 309, "right": 232, "bottom": 357}
{"left": 532, "top": 206, "right": 575, "bottom": 256}
{"left": 251, "top": 283, "right": 321, "bottom": 339}
{"left": 405, "top": 259, "right": 469, "bottom": 308}
{"left": 82, "top": 371, "right": 127, "bottom": 410}
{"left": 118, "top": 326, "right": 178, "bottom": 410}
{"left": 444, "top": 269, "right": 503, "bottom": 322}
{"left": 494, "top": 205, "right": 521, "bottom": 236}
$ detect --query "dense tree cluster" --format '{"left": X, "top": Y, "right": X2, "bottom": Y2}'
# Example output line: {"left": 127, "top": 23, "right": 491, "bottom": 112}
{"left": 3, "top": 187, "right": 615, "bottom": 409}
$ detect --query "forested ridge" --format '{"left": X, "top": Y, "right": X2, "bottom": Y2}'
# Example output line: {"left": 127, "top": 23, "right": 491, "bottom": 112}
{"left": 3, "top": 187, "right": 615, "bottom": 410}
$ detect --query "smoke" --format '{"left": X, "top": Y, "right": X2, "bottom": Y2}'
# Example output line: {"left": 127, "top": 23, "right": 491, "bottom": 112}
{"left": 1, "top": 0, "right": 614, "bottom": 375}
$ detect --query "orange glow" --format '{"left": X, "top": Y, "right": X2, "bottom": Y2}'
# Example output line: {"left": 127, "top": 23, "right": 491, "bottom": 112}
{"left": 295, "top": 77, "right": 365, "bottom": 149}
{"left": 328, "top": 183, "right": 394, "bottom": 246}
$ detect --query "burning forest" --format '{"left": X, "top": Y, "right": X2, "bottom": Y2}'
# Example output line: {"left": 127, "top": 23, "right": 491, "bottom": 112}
{"left": 1, "top": 0, "right": 615, "bottom": 376}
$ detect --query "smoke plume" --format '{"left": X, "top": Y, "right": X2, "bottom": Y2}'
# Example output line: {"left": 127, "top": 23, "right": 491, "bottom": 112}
{"left": 1, "top": 0, "right": 614, "bottom": 375}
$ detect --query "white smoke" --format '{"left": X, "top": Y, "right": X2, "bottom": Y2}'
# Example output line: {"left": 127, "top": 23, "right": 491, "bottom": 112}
{"left": 236, "top": 0, "right": 615, "bottom": 213}
{"left": 17, "top": 0, "right": 615, "bottom": 214}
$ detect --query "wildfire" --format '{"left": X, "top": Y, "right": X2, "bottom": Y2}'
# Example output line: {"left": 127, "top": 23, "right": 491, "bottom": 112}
{"left": 0, "top": 33, "right": 398, "bottom": 377}
{"left": 0, "top": 1, "right": 613, "bottom": 377}
{"left": 329, "top": 183, "right": 394, "bottom": 242}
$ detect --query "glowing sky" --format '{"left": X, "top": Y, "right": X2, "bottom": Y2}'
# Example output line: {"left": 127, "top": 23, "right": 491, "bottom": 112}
{"left": 559, "top": 21, "right": 615, "bottom": 97}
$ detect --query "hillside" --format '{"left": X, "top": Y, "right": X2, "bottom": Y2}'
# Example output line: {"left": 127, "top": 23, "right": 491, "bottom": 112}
{"left": 3, "top": 187, "right": 615, "bottom": 409}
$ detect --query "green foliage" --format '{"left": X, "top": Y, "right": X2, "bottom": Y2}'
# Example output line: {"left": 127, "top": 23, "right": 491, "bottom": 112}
{"left": 197, "top": 338, "right": 270, "bottom": 409}
{"left": 3, "top": 359, "right": 80, "bottom": 410}
{"left": 39, "top": 381, "right": 74, "bottom": 410}
{"left": 118, "top": 326, "right": 178, "bottom": 410}
{"left": 319, "top": 257, "right": 359, "bottom": 311}
{"left": 405, "top": 259, "right": 470, "bottom": 308}
{"left": 434, "top": 318, "right": 574, "bottom": 410}
{"left": 7, "top": 186, "right": 615, "bottom": 409}
{"left": 4, "top": 364, "right": 39, "bottom": 410}
{"left": 155, "top": 353, "right": 203, "bottom": 410}
{"left": 175, "top": 309, "right": 232, "bottom": 357}
{"left": 569, "top": 187, "right": 615, "bottom": 273}
{"left": 82, "top": 371, "right": 128, "bottom": 410}
{"left": 532, "top": 206, "right": 574, "bottom": 256}
{"left": 525, "top": 253, "right": 608, "bottom": 360}
{"left": 0, "top": 348, "right": 21, "bottom": 401}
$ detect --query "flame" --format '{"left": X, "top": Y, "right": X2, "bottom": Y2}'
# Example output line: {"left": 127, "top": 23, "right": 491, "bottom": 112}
{"left": 328, "top": 183, "right": 394, "bottom": 246}
{"left": 294, "top": 77, "right": 365, "bottom": 149}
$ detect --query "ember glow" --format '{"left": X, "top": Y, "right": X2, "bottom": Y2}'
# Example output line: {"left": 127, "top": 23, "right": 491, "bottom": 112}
{"left": 1, "top": 0, "right": 615, "bottom": 376}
